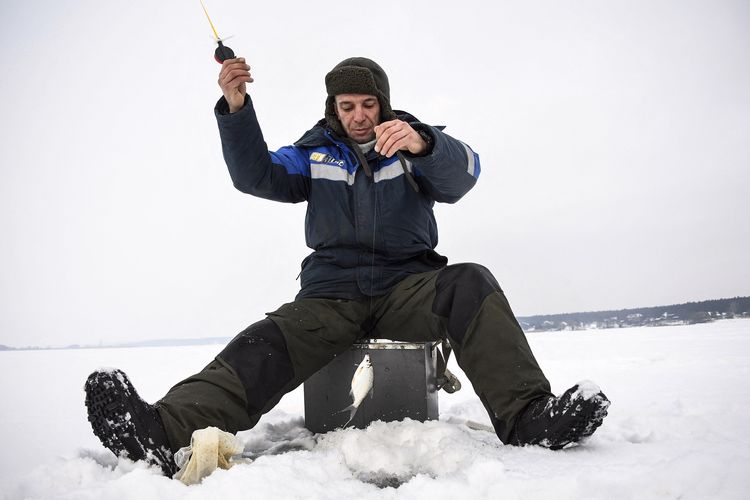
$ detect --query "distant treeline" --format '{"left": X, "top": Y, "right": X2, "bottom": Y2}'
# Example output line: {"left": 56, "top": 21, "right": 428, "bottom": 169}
{"left": 3, "top": 297, "right": 749, "bottom": 350}
{"left": 518, "top": 296, "right": 750, "bottom": 331}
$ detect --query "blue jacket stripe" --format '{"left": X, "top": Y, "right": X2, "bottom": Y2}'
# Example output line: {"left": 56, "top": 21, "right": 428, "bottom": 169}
{"left": 460, "top": 141, "right": 481, "bottom": 179}
{"left": 271, "top": 147, "right": 311, "bottom": 177}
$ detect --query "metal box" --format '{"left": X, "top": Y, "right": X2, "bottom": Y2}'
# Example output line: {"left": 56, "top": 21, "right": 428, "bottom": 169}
{"left": 304, "top": 341, "right": 439, "bottom": 433}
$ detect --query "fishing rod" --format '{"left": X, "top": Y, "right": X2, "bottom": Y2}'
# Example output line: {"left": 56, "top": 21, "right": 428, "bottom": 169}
{"left": 200, "top": 0, "right": 235, "bottom": 63}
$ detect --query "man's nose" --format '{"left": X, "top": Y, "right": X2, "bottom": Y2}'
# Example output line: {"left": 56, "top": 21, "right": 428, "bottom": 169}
{"left": 353, "top": 106, "right": 366, "bottom": 122}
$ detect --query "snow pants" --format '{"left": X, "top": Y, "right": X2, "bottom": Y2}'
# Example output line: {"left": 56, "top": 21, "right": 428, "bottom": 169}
{"left": 156, "top": 263, "right": 552, "bottom": 450}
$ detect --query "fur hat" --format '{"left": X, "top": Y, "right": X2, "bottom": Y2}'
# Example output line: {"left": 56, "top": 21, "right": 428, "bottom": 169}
{"left": 324, "top": 57, "right": 397, "bottom": 137}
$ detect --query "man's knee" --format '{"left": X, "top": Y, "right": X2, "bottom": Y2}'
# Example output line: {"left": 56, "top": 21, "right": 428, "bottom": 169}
{"left": 432, "top": 263, "right": 502, "bottom": 345}
{"left": 439, "top": 263, "right": 501, "bottom": 290}
{"left": 218, "top": 319, "right": 295, "bottom": 416}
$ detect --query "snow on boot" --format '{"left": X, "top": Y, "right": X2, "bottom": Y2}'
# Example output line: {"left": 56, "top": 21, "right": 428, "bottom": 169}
{"left": 509, "top": 381, "right": 610, "bottom": 450}
{"left": 84, "top": 369, "right": 176, "bottom": 476}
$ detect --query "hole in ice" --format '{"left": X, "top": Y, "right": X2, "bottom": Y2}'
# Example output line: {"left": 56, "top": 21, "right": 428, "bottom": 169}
{"left": 356, "top": 471, "right": 416, "bottom": 489}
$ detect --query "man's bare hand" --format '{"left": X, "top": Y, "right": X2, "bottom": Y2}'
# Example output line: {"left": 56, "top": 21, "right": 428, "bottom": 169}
{"left": 218, "top": 57, "right": 254, "bottom": 113}
{"left": 374, "top": 120, "right": 427, "bottom": 157}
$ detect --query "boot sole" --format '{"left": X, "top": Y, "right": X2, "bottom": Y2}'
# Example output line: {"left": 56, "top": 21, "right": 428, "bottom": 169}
{"left": 84, "top": 370, "right": 174, "bottom": 475}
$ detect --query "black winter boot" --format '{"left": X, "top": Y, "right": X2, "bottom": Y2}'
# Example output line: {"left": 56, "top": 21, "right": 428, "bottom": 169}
{"left": 509, "top": 381, "right": 610, "bottom": 450}
{"left": 84, "top": 369, "right": 176, "bottom": 476}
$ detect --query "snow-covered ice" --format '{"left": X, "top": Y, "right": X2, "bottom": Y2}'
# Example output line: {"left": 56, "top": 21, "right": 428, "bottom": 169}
{"left": 2, "top": 319, "right": 749, "bottom": 499}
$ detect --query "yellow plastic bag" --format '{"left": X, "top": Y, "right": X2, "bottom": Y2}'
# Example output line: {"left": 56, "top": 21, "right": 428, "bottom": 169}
{"left": 173, "top": 426, "right": 247, "bottom": 485}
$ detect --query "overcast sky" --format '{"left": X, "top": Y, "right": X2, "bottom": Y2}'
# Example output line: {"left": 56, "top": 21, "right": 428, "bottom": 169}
{"left": 1, "top": 0, "right": 748, "bottom": 347}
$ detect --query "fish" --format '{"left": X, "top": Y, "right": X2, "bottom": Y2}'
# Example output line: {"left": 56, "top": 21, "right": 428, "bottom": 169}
{"left": 341, "top": 354, "right": 374, "bottom": 427}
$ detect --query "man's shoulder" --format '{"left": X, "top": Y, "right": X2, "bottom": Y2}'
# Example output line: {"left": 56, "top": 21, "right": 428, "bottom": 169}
{"left": 293, "top": 119, "right": 335, "bottom": 148}
{"left": 394, "top": 109, "right": 420, "bottom": 123}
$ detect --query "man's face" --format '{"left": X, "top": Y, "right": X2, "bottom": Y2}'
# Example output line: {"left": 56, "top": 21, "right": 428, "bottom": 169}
{"left": 334, "top": 94, "right": 381, "bottom": 143}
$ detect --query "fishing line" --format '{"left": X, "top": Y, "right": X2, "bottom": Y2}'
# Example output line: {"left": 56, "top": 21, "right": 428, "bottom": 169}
{"left": 368, "top": 183, "right": 378, "bottom": 335}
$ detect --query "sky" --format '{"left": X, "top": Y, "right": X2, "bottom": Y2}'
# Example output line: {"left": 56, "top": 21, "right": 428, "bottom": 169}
{"left": 1, "top": 0, "right": 748, "bottom": 347}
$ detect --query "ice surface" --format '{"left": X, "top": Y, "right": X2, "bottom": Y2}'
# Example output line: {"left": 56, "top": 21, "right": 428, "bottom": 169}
{"left": 1, "top": 320, "right": 750, "bottom": 499}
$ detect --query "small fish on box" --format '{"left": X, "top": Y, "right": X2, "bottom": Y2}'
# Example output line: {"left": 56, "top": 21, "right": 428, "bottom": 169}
{"left": 340, "top": 354, "right": 374, "bottom": 427}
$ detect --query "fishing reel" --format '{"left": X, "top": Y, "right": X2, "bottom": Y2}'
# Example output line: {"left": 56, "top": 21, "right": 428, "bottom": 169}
{"left": 214, "top": 39, "right": 235, "bottom": 63}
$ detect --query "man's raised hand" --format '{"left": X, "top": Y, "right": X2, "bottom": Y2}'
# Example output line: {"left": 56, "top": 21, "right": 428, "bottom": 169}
{"left": 218, "top": 57, "right": 254, "bottom": 113}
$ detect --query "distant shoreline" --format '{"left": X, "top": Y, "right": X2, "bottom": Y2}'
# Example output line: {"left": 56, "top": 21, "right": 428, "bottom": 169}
{"left": 518, "top": 296, "right": 749, "bottom": 332}
{"left": 3, "top": 317, "right": 749, "bottom": 353}
{"left": 0, "top": 336, "right": 233, "bottom": 352}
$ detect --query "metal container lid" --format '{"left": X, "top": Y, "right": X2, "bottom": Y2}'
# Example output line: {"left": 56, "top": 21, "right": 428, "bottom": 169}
{"left": 352, "top": 340, "right": 431, "bottom": 350}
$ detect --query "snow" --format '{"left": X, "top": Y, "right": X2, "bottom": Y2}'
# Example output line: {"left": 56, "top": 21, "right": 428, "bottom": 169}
{"left": 571, "top": 380, "right": 602, "bottom": 400}
{"left": 2, "top": 319, "right": 750, "bottom": 499}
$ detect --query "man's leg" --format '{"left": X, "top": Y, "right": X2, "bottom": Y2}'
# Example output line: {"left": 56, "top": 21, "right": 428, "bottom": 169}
{"left": 372, "top": 264, "right": 551, "bottom": 438}
{"left": 86, "top": 298, "right": 367, "bottom": 473}
{"left": 373, "top": 263, "right": 608, "bottom": 448}
{"left": 156, "top": 318, "right": 294, "bottom": 451}
{"left": 431, "top": 263, "right": 555, "bottom": 441}
{"left": 158, "top": 299, "right": 367, "bottom": 449}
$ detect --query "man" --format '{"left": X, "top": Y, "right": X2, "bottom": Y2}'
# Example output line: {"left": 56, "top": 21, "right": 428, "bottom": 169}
{"left": 84, "top": 57, "right": 610, "bottom": 476}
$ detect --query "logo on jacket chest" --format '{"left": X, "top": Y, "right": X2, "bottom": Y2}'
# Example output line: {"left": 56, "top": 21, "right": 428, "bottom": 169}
{"left": 309, "top": 152, "right": 345, "bottom": 167}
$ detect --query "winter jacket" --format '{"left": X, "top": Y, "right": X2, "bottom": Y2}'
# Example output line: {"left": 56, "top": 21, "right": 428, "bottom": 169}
{"left": 215, "top": 95, "right": 481, "bottom": 299}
